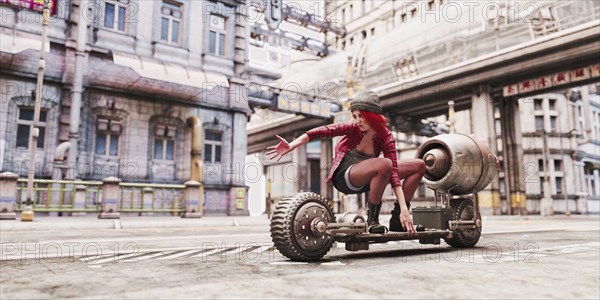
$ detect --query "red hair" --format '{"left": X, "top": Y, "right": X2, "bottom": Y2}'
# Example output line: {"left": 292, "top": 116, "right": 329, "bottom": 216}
{"left": 360, "top": 110, "right": 389, "bottom": 139}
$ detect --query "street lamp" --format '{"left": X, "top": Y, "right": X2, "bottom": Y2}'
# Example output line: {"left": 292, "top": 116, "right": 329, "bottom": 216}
{"left": 23, "top": 0, "right": 52, "bottom": 222}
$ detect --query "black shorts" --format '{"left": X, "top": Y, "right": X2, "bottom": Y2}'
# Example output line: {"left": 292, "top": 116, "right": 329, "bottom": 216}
{"left": 332, "top": 164, "right": 371, "bottom": 195}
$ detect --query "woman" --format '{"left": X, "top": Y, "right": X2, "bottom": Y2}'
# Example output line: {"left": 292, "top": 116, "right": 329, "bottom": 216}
{"left": 266, "top": 91, "right": 426, "bottom": 234}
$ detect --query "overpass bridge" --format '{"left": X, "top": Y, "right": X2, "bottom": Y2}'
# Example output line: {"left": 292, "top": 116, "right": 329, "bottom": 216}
{"left": 248, "top": 20, "right": 600, "bottom": 153}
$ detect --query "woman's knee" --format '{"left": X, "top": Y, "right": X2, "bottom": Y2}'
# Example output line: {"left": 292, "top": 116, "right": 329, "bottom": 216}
{"left": 375, "top": 158, "right": 393, "bottom": 176}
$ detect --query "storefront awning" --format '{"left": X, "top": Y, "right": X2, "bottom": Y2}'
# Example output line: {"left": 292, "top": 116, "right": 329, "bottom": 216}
{"left": 112, "top": 52, "right": 229, "bottom": 88}
{"left": 0, "top": 32, "right": 49, "bottom": 54}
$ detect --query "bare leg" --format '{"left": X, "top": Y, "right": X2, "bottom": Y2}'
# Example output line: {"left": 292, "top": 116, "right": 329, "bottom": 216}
{"left": 389, "top": 159, "right": 426, "bottom": 232}
{"left": 396, "top": 159, "right": 426, "bottom": 204}
{"left": 347, "top": 158, "right": 392, "bottom": 205}
{"left": 347, "top": 157, "right": 392, "bottom": 233}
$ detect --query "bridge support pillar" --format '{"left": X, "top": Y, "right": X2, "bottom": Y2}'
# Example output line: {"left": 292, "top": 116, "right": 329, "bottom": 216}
{"left": 499, "top": 96, "right": 527, "bottom": 215}
{"left": 471, "top": 85, "right": 501, "bottom": 216}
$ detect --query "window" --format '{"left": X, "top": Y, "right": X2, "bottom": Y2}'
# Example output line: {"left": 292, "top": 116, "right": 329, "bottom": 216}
{"left": 341, "top": 9, "right": 345, "bottom": 24}
{"left": 548, "top": 99, "right": 556, "bottom": 110}
{"left": 103, "top": 0, "right": 127, "bottom": 32}
{"left": 361, "top": 30, "right": 367, "bottom": 40}
{"left": 576, "top": 104, "right": 584, "bottom": 133}
{"left": 370, "top": 27, "right": 375, "bottom": 36}
{"left": 539, "top": 177, "right": 544, "bottom": 194}
{"left": 153, "top": 125, "right": 176, "bottom": 160}
{"left": 208, "top": 14, "right": 226, "bottom": 56}
{"left": 401, "top": 13, "right": 407, "bottom": 23}
{"left": 95, "top": 118, "right": 121, "bottom": 157}
{"left": 16, "top": 108, "right": 46, "bottom": 148}
{"left": 160, "top": 0, "right": 183, "bottom": 45}
{"left": 553, "top": 160, "right": 562, "bottom": 172}
{"left": 538, "top": 159, "right": 544, "bottom": 172}
{"left": 555, "top": 176, "right": 563, "bottom": 195}
{"left": 533, "top": 98, "right": 543, "bottom": 111}
{"left": 550, "top": 116, "right": 557, "bottom": 132}
{"left": 535, "top": 116, "right": 544, "bottom": 131}
{"left": 204, "top": 131, "right": 222, "bottom": 163}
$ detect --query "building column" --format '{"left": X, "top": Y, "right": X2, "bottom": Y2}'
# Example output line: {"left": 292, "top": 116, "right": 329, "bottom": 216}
{"left": 471, "top": 85, "right": 501, "bottom": 215}
{"left": 573, "top": 160, "right": 587, "bottom": 213}
{"left": 228, "top": 111, "right": 250, "bottom": 216}
{"left": 320, "top": 139, "right": 334, "bottom": 210}
{"left": 500, "top": 97, "right": 527, "bottom": 215}
{"left": 293, "top": 132, "right": 309, "bottom": 193}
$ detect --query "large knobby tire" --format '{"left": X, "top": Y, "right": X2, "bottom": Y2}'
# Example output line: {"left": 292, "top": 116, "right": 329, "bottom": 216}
{"left": 270, "top": 192, "right": 335, "bottom": 262}
{"left": 444, "top": 199, "right": 481, "bottom": 248}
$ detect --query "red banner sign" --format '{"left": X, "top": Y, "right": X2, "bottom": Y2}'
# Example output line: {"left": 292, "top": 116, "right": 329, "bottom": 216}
{"left": 503, "top": 63, "right": 600, "bottom": 97}
{"left": 1, "top": 0, "right": 57, "bottom": 15}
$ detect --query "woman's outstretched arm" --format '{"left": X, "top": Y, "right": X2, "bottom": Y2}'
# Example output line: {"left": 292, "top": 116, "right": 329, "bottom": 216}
{"left": 266, "top": 134, "right": 310, "bottom": 161}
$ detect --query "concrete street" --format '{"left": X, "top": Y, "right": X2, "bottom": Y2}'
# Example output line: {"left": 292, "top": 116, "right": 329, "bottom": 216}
{"left": 1, "top": 215, "right": 599, "bottom": 299}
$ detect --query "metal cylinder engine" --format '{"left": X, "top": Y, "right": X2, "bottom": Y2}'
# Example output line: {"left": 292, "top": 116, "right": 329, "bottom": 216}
{"left": 415, "top": 134, "right": 499, "bottom": 195}
{"left": 336, "top": 213, "right": 365, "bottom": 224}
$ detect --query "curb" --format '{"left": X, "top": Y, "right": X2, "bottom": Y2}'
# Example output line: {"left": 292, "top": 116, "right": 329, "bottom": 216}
{"left": 0, "top": 216, "right": 271, "bottom": 231}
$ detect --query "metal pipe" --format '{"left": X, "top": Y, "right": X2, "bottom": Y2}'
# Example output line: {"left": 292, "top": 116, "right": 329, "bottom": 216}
{"left": 54, "top": 142, "right": 71, "bottom": 161}
{"left": 187, "top": 116, "right": 204, "bottom": 182}
{"left": 66, "top": 0, "right": 90, "bottom": 180}
{"left": 23, "top": 0, "right": 51, "bottom": 221}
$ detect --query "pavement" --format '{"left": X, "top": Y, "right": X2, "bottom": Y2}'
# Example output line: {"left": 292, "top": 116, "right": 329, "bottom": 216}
{"left": 0, "top": 212, "right": 598, "bottom": 232}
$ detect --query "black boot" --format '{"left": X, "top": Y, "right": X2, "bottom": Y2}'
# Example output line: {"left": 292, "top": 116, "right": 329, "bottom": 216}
{"left": 389, "top": 203, "right": 425, "bottom": 232}
{"left": 389, "top": 202, "right": 405, "bottom": 232}
{"left": 367, "top": 202, "right": 387, "bottom": 234}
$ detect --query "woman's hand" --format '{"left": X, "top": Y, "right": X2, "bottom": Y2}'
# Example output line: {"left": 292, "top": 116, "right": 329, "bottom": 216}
{"left": 266, "top": 135, "right": 292, "bottom": 162}
{"left": 400, "top": 209, "right": 415, "bottom": 236}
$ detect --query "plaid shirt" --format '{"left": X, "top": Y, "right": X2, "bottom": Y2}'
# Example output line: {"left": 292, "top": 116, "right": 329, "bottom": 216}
{"left": 305, "top": 121, "right": 401, "bottom": 187}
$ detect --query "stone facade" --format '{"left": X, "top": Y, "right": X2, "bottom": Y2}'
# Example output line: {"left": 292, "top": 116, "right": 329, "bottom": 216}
{"left": 0, "top": 0, "right": 252, "bottom": 215}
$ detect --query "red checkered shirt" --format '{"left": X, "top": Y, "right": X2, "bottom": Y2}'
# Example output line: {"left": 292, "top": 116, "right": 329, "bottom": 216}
{"left": 305, "top": 121, "right": 401, "bottom": 187}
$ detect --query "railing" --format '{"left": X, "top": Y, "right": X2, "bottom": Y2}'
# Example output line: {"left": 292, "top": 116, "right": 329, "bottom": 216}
{"left": 15, "top": 179, "right": 186, "bottom": 214}
{"left": 16, "top": 179, "right": 102, "bottom": 213}
{"left": 119, "top": 182, "right": 186, "bottom": 214}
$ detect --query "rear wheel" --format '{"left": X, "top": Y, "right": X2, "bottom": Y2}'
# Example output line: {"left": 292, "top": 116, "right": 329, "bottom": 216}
{"left": 444, "top": 199, "right": 481, "bottom": 248}
{"left": 270, "top": 192, "right": 335, "bottom": 261}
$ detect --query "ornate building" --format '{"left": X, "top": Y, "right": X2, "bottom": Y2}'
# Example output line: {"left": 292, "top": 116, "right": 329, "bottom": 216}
{"left": 0, "top": 0, "right": 252, "bottom": 215}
